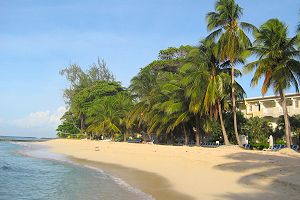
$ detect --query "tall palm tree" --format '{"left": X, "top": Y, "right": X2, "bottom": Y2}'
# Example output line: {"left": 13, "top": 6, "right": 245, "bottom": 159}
{"left": 244, "top": 19, "right": 300, "bottom": 148}
{"left": 180, "top": 48, "right": 209, "bottom": 146}
{"left": 182, "top": 41, "right": 236, "bottom": 145}
{"left": 206, "top": 0, "right": 255, "bottom": 146}
{"left": 200, "top": 41, "right": 232, "bottom": 145}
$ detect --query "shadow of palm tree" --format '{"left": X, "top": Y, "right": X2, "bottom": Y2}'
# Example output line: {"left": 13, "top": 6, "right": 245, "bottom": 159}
{"left": 214, "top": 152, "right": 300, "bottom": 200}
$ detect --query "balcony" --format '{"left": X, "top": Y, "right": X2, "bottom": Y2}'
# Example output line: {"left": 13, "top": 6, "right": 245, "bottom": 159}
{"left": 261, "top": 106, "right": 300, "bottom": 117}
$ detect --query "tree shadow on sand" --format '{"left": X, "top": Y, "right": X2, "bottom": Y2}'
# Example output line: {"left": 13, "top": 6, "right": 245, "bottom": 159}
{"left": 214, "top": 152, "right": 300, "bottom": 200}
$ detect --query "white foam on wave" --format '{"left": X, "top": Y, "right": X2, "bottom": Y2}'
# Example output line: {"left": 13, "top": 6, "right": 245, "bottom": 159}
{"left": 82, "top": 164, "right": 155, "bottom": 200}
{"left": 110, "top": 176, "right": 155, "bottom": 200}
{"left": 10, "top": 142, "right": 30, "bottom": 147}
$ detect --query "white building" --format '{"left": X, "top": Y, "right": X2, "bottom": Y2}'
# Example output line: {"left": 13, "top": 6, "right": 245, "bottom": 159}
{"left": 238, "top": 93, "right": 300, "bottom": 128}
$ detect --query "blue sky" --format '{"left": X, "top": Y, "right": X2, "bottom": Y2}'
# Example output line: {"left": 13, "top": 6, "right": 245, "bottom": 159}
{"left": 0, "top": 0, "right": 299, "bottom": 137}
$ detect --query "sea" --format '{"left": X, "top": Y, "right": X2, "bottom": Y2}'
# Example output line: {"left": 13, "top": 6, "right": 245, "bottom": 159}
{"left": 0, "top": 136, "right": 152, "bottom": 200}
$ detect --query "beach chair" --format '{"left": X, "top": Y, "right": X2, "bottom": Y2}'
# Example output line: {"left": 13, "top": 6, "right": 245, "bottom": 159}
{"left": 243, "top": 144, "right": 250, "bottom": 150}
{"left": 272, "top": 144, "right": 279, "bottom": 151}
{"left": 127, "top": 138, "right": 142, "bottom": 143}
{"left": 272, "top": 144, "right": 285, "bottom": 151}
{"left": 291, "top": 144, "right": 299, "bottom": 151}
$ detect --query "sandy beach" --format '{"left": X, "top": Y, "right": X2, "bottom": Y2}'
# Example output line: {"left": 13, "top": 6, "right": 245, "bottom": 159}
{"left": 40, "top": 139, "right": 300, "bottom": 200}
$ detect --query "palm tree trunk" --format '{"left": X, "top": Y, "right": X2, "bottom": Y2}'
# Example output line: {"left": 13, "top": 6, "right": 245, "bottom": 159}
{"left": 231, "top": 62, "right": 241, "bottom": 146}
{"left": 195, "top": 127, "right": 201, "bottom": 146}
{"left": 217, "top": 100, "right": 230, "bottom": 145}
{"left": 279, "top": 89, "right": 292, "bottom": 148}
{"left": 124, "top": 130, "right": 128, "bottom": 142}
{"left": 183, "top": 124, "right": 189, "bottom": 146}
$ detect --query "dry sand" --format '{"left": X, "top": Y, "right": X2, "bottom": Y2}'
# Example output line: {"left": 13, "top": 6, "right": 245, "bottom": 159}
{"left": 40, "top": 139, "right": 300, "bottom": 200}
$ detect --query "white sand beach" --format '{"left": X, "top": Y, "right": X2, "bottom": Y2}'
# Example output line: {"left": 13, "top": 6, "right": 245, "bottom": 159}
{"left": 40, "top": 139, "right": 300, "bottom": 200}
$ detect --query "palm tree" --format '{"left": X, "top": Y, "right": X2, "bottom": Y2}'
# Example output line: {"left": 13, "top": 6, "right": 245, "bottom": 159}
{"left": 150, "top": 72, "right": 192, "bottom": 145}
{"left": 86, "top": 91, "right": 132, "bottom": 140}
{"left": 180, "top": 48, "right": 209, "bottom": 146}
{"left": 244, "top": 19, "right": 300, "bottom": 148}
{"left": 206, "top": 0, "right": 255, "bottom": 146}
{"left": 129, "top": 46, "right": 195, "bottom": 144}
{"left": 201, "top": 41, "right": 232, "bottom": 145}
{"left": 181, "top": 41, "right": 233, "bottom": 145}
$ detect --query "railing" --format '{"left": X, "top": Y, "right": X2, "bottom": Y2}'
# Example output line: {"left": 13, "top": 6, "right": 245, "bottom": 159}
{"left": 261, "top": 106, "right": 300, "bottom": 117}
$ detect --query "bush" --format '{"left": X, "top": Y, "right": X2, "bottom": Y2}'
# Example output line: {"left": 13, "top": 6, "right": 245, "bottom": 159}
{"left": 243, "top": 117, "right": 273, "bottom": 144}
{"left": 251, "top": 142, "right": 268, "bottom": 150}
{"left": 275, "top": 138, "right": 286, "bottom": 145}
{"left": 114, "top": 133, "right": 123, "bottom": 142}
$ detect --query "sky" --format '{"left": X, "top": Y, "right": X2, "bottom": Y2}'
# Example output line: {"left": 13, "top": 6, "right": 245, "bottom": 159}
{"left": 0, "top": 0, "right": 299, "bottom": 137}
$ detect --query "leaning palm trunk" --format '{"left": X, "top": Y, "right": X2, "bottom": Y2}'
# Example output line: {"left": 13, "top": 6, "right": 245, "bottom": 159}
{"left": 279, "top": 89, "right": 292, "bottom": 148}
{"left": 231, "top": 63, "right": 241, "bottom": 146}
{"left": 217, "top": 100, "right": 230, "bottom": 145}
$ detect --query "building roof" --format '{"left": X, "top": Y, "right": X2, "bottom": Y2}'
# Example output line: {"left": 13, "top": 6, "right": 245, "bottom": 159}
{"left": 244, "top": 93, "right": 300, "bottom": 102}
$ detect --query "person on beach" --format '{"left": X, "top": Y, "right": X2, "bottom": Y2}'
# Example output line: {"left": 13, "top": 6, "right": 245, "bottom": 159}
{"left": 268, "top": 135, "right": 274, "bottom": 149}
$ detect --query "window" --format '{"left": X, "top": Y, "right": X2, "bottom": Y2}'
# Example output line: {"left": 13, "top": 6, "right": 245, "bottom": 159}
{"left": 248, "top": 104, "right": 252, "bottom": 112}
{"left": 296, "top": 100, "right": 299, "bottom": 108}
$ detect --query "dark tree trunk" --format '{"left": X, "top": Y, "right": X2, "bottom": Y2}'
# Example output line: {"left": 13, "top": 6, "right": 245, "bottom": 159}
{"left": 279, "top": 89, "right": 292, "bottom": 148}
{"left": 183, "top": 124, "right": 189, "bottom": 146}
{"left": 195, "top": 127, "right": 201, "bottom": 146}
{"left": 124, "top": 131, "right": 128, "bottom": 142}
{"left": 231, "top": 62, "right": 241, "bottom": 146}
{"left": 218, "top": 100, "right": 230, "bottom": 145}
{"left": 80, "top": 113, "right": 85, "bottom": 134}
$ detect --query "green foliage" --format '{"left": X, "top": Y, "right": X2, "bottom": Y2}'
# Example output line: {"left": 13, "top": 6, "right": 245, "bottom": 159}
{"left": 243, "top": 117, "right": 273, "bottom": 144}
{"left": 275, "top": 115, "right": 300, "bottom": 140}
{"left": 245, "top": 18, "right": 300, "bottom": 147}
{"left": 223, "top": 111, "right": 247, "bottom": 143}
{"left": 275, "top": 138, "right": 286, "bottom": 145}
{"left": 114, "top": 133, "right": 123, "bottom": 142}
{"left": 56, "top": 111, "right": 80, "bottom": 138}
{"left": 245, "top": 19, "right": 300, "bottom": 96}
{"left": 57, "top": 59, "right": 133, "bottom": 140}
{"left": 206, "top": 0, "right": 254, "bottom": 62}
{"left": 251, "top": 142, "right": 269, "bottom": 150}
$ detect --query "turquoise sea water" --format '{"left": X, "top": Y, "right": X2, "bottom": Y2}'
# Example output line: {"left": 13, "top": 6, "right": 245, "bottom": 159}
{"left": 0, "top": 141, "right": 151, "bottom": 200}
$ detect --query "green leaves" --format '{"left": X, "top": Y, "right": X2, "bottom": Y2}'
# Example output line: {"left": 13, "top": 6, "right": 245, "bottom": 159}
{"left": 206, "top": 0, "right": 253, "bottom": 62}
{"left": 246, "top": 18, "right": 300, "bottom": 96}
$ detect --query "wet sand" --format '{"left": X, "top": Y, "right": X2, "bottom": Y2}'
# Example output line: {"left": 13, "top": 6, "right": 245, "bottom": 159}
{"left": 70, "top": 157, "right": 194, "bottom": 200}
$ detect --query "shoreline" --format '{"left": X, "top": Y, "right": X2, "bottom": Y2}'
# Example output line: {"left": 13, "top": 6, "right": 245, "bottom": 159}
{"left": 69, "top": 157, "right": 194, "bottom": 200}
{"left": 40, "top": 139, "right": 300, "bottom": 200}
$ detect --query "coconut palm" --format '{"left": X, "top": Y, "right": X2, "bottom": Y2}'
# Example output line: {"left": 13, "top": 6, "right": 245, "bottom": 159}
{"left": 180, "top": 48, "right": 209, "bottom": 145}
{"left": 129, "top": 46, "right": 195, "bottom": 143}
{"left": 86, "top": 91, "right": 132, "bottom": 140}
{"left": 206, "top": 0, "right": 255, "bottom": 146}
{"left": 182, "top": 41, "right": 236, "bottom": 145}
{"left": 150, "top": 72, "right": 192, "bottom": 145}
{"left": 244, "top": 19, "right": 300, "bottom": 148}
{"left": 200, "top": 41, "right": 232, "bottom": 145}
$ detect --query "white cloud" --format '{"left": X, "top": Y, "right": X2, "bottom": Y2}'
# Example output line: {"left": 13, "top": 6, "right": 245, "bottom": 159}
{"left": 13, "top": 106, "right": 66, "bottom": 129}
